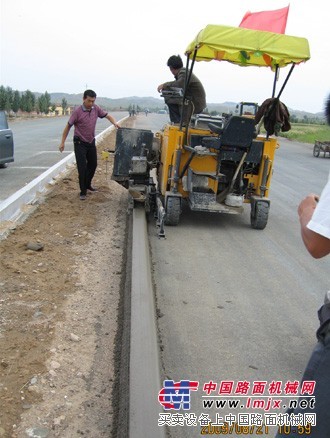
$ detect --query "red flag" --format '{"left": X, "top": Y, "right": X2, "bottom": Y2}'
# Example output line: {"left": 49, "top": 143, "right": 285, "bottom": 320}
{"left": 239, "top": 5, "right": 290, "bottom": 34}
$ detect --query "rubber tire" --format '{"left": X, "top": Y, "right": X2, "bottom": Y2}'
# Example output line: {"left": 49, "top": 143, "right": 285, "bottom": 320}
{"left": 0, "top": 163, "right": 8, "bottom": 169}
{"left": 313, "top": 144, "right": 320, "bottom": 157}
{"left": 165, "top": 197, "right": 181, "bottom": 226}
{"left": 250, "top": 201, "right": 269, "bottom": 230}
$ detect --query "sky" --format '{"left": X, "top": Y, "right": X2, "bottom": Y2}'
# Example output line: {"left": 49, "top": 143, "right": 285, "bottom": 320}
{"left": 0, "top": 0, "right": 329, "bottom": 113}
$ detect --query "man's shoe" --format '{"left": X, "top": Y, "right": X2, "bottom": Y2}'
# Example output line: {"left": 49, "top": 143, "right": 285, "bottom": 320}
{"left": 87, "top": 186, "right": 98, "bottom": 192}
{"left": 80, "top": 194, "right": 87, "bottom": 200}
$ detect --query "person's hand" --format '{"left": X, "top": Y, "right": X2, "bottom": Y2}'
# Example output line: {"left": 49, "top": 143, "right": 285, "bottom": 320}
{"left": 59, "top": 143, "right": 65, "bottom": 153}
{"left": 113, "top": 123, "right": 120, "bottom": 129}
{"left": 157, "top": 84, "right": 164, "bottom": 93}
{"left": 298, "top": 193, "right": 319, "bottom": 217}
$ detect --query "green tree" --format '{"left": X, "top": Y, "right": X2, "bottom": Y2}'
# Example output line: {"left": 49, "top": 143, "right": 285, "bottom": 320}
{"left": 0, "top": 85, "right": 6, "bottom": 110}
{"left": 21, "top": 90, "right": 35, "bottom": 112}
{"left": 5, "top": 87, "right": 13, "bottom": 111}
{"left": 37, "top": 95, "right": 44, "bottom": 113}
{"left": 61, "top": 98, "right": 68, "bottom": 115}
{"left": 12, "top": 90, "right": 21, "bottom": 113}
{"left": 44, "top": 91, "right": 51, "bottom": 114}
{"left": 36, "top": 92, "right": 51, "bottom": 114}
{"left": 4, "top": 94, "right": 11, "bottom": 113}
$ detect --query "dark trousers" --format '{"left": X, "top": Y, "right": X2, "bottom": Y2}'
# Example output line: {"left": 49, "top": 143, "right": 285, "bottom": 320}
{"left": 73, "top": 137, "right": 97, "bottom": 195}
{"left": 168, "top": 104, "right": 182, "bottom": 123}
{"left": 276, "top": 308, "right": 330, "bottom": 437}
{"left": 167, "top": 101, "right": 194, "bottom": 125}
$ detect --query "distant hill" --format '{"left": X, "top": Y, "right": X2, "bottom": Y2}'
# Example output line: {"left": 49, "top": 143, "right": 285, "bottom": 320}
{"left": 48, "top": 93, "right": 167, "bottom": 112}
{"left": 43, "top": 92, "right": 324, "bottom": 120}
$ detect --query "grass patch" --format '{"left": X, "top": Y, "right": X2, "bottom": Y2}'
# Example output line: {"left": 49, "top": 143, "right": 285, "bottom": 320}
{"left": 279, "top": 123, "right": 330, "bottom": 144}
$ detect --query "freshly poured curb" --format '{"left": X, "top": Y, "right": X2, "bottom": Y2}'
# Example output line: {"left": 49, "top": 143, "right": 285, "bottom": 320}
{"left": 0, "top": 117, "right": 128, "bottom": 226}
{"left": 130, "top": 208, "right": 165, "bottom": 438}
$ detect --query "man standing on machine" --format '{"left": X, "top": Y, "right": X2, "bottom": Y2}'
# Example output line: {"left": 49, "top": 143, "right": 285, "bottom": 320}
{"left": 157, "top": 55, "right": 206, "bottom": 124}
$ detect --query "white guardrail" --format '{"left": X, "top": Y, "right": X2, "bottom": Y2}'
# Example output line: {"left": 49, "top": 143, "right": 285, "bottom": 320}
{"left": 0, "top": 119, "right": 127, "bottom": 235}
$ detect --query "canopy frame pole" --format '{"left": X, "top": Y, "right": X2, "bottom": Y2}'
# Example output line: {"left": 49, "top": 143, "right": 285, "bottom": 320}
{"left": 271, "top": 65, "right": 279, "bottom": 98}
{"left": 180, "top": 48, "right": 197, "bottom": 132}
{"left": 266, "top": 63, "right": 296, "bottom": 140}
{"left": 276, "top": 63, "right": 295, "bottom": 99}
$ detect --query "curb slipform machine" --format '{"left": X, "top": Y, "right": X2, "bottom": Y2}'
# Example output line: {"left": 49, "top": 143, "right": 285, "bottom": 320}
{"left": 112, "top": 24, "right": 310, "bottom": 236}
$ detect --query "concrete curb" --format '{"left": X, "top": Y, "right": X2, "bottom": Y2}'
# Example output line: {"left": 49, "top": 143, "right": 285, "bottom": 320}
{"left": 0, "top": 116, "right": 128, "bottom": 227}
{"left": 130, "top": 208, "right": 165, "bottom": 438}
{"left": 0, "top": 152, "right": 76, "bottom": 224}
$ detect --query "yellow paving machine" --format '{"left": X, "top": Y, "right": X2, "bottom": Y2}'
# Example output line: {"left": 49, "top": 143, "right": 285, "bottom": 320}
{"left": 112, "top": 24, "right": 310, "bottom": 236}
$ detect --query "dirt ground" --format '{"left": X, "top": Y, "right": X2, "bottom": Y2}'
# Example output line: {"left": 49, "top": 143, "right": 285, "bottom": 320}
{"left": 0, "top": 119, "right": 134, "bottom": 437}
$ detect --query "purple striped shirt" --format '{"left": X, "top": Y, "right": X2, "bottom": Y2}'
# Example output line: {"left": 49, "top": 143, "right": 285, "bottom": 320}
{"left": 68, "top": 104, "right": 108, "bottom": 143}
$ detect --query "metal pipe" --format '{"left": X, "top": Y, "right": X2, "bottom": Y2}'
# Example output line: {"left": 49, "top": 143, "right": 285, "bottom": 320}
{"left": 172, "top": 149, "right": 182, "bottom": 192}
{"left": 180, "top": 49, "right": 197, "bottom": 131}
{"left": 179, "top": 151, "right": 196, "bottom": 179}
{"left": 277, "top": 63, "right": 295, "bottom": 100}
{"left": 228, "top": 151, "right": 247, "bottom": 193}
{"left": 260, "top": 157, "right": 270, "bottom": 197}
{"left": 272, "top": 65, "right": 279, "bottom": 98}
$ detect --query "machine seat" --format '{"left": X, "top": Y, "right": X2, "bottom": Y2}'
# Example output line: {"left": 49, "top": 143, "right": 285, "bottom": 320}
{"left": 206, "top": 115, "right": 256, "bottom": 150}
{"left": 208, "top": 123, "right": 224, "bottom": 135}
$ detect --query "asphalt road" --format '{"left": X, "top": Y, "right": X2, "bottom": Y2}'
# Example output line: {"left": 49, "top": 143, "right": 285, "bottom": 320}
{"left": 0, "top": 111, "right": 127, "bottom": 202}
{"left": 131, "top": 116, "right": 329, "bottom": 437}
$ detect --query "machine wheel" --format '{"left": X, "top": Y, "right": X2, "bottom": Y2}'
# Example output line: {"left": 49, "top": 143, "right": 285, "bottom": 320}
{"left": 250, "top": 201, "right": 269, "bottom": 230}
{"left": 165, "top": 196, "right": 181, "bottom": 226}
{"left": 313, "top": 144, "right": 320, "bottom": 157}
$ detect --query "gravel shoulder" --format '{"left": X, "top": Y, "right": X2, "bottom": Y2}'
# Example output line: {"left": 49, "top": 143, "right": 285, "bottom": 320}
{"left": 0, "top": 119, "right": 134, "bottom": 437}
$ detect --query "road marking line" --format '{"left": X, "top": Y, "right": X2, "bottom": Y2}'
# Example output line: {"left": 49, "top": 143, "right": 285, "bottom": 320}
{"left": 34, "top": 151, "right": 72, "bottom": 155}
{"left": 11, "top": 166, "right": 49, "bottom": 169}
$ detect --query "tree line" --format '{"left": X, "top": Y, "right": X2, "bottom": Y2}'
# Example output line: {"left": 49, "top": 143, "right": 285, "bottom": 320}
{"left": 0, "top": 86, "right": 68, "bottom": 115}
